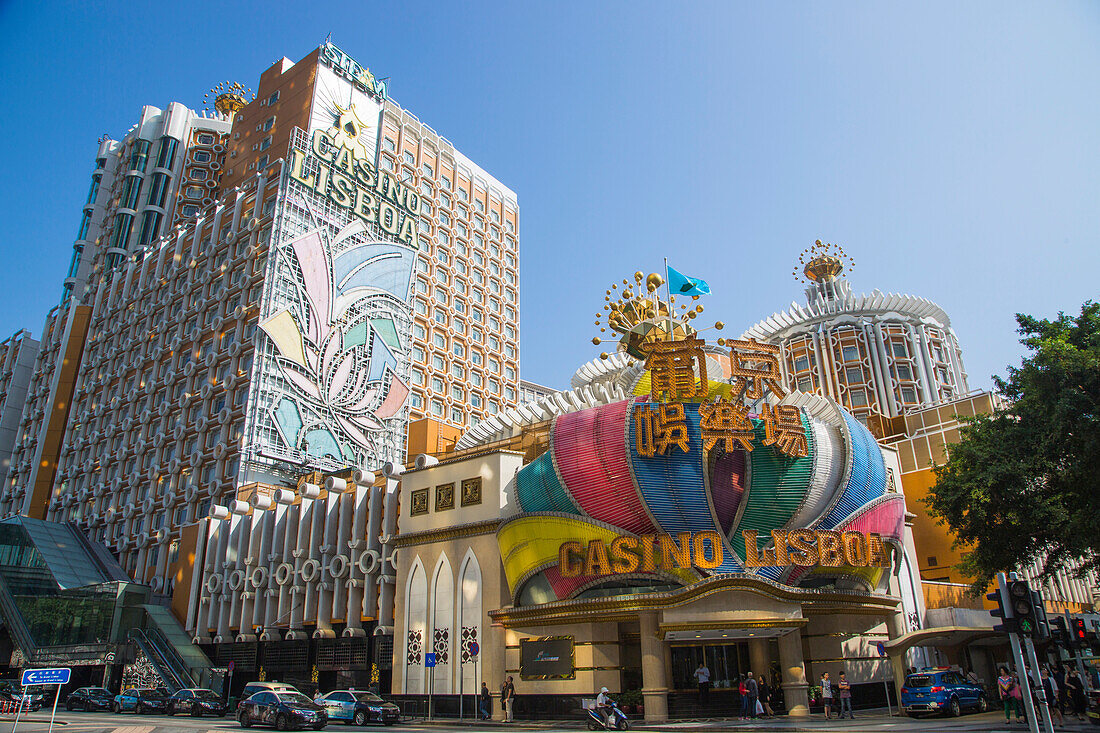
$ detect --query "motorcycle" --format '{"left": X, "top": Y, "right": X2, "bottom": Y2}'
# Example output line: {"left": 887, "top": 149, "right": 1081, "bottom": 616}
{"left": 586, "top": 700, "right": 629, "bottom": 730}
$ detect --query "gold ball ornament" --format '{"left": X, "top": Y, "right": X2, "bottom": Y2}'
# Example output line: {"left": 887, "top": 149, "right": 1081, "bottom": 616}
{"left": 592, "top": 337, "right": 601, "bottom": 345}
{"left": 634, "top": 271, "right": 644, "bottom": 282}
{"left": 717, "top": 338, "right": 726, "bottom": 346}
{"left": 600, "top": 352, "right": 609, "bottom": 360}
{"left": 715, "top": 321, "right": 725, "bottom": 330}
{"left": 646, "top": 273, "right": 664, "bottom": 290}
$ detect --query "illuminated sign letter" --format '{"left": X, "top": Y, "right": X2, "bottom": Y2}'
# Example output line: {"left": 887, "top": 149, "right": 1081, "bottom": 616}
{"left": 692, "top": 531, "right": 723, "bottom": 570}
{"left": 311, "top": 130, "right": 336, "bottom": 163}
{"left": 771, "top": 530, "right": 790, "bottom": 566}
{"left": 558, "top": 541, "right": 583, "bottom": 578}
{"left": 659, "top": 533, "right": 692, "bottom": 570}
{"left": 379, "top": 201, "right": 400, "bottom": 235}
{"left": 817, "top": 530, "right": 843, "bottom": 567}
{"left": 329, "top": 171, "right": 356, "bottom": 208}
{"left": 289, "top": 152, "right": 316, "bottom": 189}
{"left": 638, "top": 535, "right": 658, "bottom": 573}
{"left": 354, "top": 189, "right": 378, "bottom": 224}
{"left": 842, "top": 531, "right": 869, "bottom": 567}
{"left": 787, "top": 529, "right": 818, "bottom": 566}
{"left": 868, "top": 532, "right": 891, "bottom": 568}
{"left": 742, "top": 530, "right": 776, "bottom": 567}
{"left": 610, "top": 536, "right": 640, "bottom": 574}
{"left": 584, "top": 539, "right": 611, "bottom": 576}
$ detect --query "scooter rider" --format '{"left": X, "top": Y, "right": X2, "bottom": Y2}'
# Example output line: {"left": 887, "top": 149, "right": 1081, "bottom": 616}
{"left": 596, "top": 687, "right": 613, "bottom": 727}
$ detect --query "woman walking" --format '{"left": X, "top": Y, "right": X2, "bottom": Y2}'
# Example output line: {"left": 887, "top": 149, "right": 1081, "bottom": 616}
{"left": 998, "top": 667, "right": 1023, "bottom": 724}
{"left": 1066, "top": 668, "right": 1086, "bottom": 721}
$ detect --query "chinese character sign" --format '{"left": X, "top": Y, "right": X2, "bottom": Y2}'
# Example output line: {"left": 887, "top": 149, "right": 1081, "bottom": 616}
{"left": 634, "top": 403, "right": 690, "bottom": 457}
{"left": 698, "top": 397, "right": 755, "bottom": 453}
{"left": 728, "top": 338, "right": 786, "bottom": 400}
{"left": 642, "top": 336, "right": 708, "bottom": 401}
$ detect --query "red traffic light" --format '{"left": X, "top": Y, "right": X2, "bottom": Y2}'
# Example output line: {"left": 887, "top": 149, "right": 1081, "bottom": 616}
{"left": 1072, "top": 618, "right": 1087, "bottom": 640}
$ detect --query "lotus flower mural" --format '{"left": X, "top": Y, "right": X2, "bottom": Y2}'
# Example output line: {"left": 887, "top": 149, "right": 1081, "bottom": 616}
{"left": 260, "top": 218, "right": 415, "bottom": 464}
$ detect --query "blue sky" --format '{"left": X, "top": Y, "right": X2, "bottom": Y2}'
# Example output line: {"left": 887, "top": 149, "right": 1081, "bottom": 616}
{"left": 1, "top": 2, "right": 1097, "bottom": 392}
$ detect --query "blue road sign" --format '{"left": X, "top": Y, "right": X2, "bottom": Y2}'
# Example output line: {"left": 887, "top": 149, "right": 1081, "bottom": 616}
{"left": 425, "top": 652, "right": 437, "bottom": 668}
{"left": 875, "top": 641, "right": 887, "bottom": 657}
{"left": 22, "top": 668, "right": 70, "bottom": 685}
{"left": 469, "top": 641, "right": 480, "bottom": 657}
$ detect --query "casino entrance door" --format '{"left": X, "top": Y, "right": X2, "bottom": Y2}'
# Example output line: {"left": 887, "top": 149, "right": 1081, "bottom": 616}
{"left": 669, "top": 639, "right": 780, "bottom": 691}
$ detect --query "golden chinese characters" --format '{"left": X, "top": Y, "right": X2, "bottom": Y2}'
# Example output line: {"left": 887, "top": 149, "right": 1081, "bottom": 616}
{"left": 760, "top": 403, "right": 808, "bottom": 457}
{"left": 728, "top": 338, "right": 786, "bottom": 400}
{"left": 642, "top": 336, "right": 708, "bottom": 400}
{"left": 634, "top": 403, "right": 690, "bottom": 457}
{"left": 698, "top": 396, "right": 755, "bottom": 453}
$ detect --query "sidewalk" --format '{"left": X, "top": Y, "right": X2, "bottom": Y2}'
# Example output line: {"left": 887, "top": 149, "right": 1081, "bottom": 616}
{"left": 634, "top": 710, "right": 1100, "bottom": 731}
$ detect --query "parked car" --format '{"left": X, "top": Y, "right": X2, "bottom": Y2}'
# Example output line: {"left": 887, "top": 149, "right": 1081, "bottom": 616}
{"left": 238, "top": 682, "right": 301, "bottom": 710}
{"left": 65, "top": 687, "right": 115, "bottom": 712}
{"left": 901, "top": 669, "right": 987, "bottom": 717}
{"left": 112, "top": 687, "right": 169, "bottom": 714}
{"left": 238, "top": 690, "right": 327, "bottom": 730}
{"left": 168, "top": 688, "right": 229, "bottom": 716}
{"left": 0, "top": 685, "right": 44, "bottom": 711}
{"left": 314, "top": 690, "right": 400, "bottom": 726}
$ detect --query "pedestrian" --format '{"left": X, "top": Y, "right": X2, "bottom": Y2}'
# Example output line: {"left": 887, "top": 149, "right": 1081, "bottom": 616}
{"left": 737, "top": 675, "right": 749, "bottom": 719}
{"left": 1066, "top": 668, "right": 1086, "bottom": 721}
{"left": 501, "top": 676, "right": 515, "bottom": 722}
{"left": 479, "top": 682, "right": 491, "bottom": 720}
{"left": 745, "top": 672, "right": 759, "bottom": 719}
{"left": 694, "top": 661, "right": 711, "bottom": 705}
{"left": 997, "top": 667, "right": 1021, "bottom": 724}
{"left": 838, "top": 671, "right": 853, "bottom": 719}
{"left": 757, "top": 674, "right": 774, "bottom": 717}
{"left": 1057, "top": 664, "right": 1070, "bottom": 717}
{"left": 1040, "top": 668, "right": 1063, "bottom": 726}
{"left": 820, "top": 671, "right": 833, "bottom": 720}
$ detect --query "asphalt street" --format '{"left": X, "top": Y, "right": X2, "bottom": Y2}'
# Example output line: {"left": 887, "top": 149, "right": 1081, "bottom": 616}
{"left": 2, "top": 710, "right": 1098, "bottom": 733}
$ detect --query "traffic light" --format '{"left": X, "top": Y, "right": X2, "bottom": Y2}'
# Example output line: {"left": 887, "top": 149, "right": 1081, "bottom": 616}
{"left": 1051, "top": 616, "right": 1069, "bottom": 647}
{"left": 1032, "top": 590, "right": 1050, "bottom": 640}
{"left": 1008, "top": 580, "right": 1037, "bottom": 637}
{"left": 1071, "top": 617, "right": 1087, "bottom": 648}
{"left": 988, "top": 585, "right": 1019, "bottom": 634}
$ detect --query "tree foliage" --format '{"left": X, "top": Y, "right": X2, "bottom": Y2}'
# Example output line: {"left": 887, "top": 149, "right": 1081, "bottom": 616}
{"left": 926, "top": 301, "right": 1100, "bottom": 592}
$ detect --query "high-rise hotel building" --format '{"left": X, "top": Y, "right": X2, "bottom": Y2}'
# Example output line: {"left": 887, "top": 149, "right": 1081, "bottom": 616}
{"left": 0, "top": 42, "right": 520, "bottom": 647}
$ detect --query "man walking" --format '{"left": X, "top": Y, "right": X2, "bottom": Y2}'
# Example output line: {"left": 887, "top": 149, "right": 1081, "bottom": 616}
{"left": 820, "top": 672, "right": 833, "bottom": 720}
{"left": 479, "top": 682, "right": 491, "bottom": 720}
{"left": 694, "top": 661, "right": 711, "bottom": 705}
{"left": 745, "top": 671, "right": 759, "bottom": 719}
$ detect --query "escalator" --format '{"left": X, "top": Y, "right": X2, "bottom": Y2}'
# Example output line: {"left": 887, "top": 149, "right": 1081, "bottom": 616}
{"left": 139, "top": 604, "right": 218, "bottom": 690}
{"left": 130, "top": 627, "right": 194, "bottom": 693}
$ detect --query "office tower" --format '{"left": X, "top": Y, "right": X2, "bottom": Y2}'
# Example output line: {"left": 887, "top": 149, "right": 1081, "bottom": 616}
{"left": 0, "top": 42, "right": 521, "bottom": 680}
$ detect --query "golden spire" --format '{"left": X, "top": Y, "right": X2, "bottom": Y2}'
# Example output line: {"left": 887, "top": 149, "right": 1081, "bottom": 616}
{"left": 794, "top": 239, "right": 855, "bottom": 284}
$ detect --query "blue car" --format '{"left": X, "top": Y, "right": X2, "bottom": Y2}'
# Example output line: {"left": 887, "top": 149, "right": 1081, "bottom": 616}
{"left": 901, "top": 669, "right": 987, "bottom": 717}
{"left": 314, "top": 690, "right": 400, "bottom": 726}
{"left": 112, "top": 687, "right": 169, "bottom": 714}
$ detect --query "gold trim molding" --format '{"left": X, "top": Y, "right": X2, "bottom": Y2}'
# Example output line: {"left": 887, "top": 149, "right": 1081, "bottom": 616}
{"left": 393, "top": 518, "right": 502, "bottom": 548}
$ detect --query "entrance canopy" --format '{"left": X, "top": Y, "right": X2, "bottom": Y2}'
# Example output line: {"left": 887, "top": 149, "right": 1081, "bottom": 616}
{"left": 885, "top": 625, "right": 1002, "bottom": 655}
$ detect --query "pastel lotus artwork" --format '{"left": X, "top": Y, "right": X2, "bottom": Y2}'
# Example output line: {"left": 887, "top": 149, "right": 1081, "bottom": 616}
{"left": 260, "top": 218, "right": 415, "bottom": 464}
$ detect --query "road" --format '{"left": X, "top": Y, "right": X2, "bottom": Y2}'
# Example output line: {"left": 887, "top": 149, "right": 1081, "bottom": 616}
{"left": 2, "top": 709, "right": 1098, "bottom": 733}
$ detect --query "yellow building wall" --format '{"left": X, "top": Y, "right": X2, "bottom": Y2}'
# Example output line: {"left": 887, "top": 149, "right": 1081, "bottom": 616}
{"left": 898, "top": 467, "right": 971, "bottom": 585}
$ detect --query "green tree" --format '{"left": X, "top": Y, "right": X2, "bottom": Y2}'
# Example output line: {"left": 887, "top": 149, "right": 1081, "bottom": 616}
{"left": 926, "top": 301, "right": 1100, "bottom": 592}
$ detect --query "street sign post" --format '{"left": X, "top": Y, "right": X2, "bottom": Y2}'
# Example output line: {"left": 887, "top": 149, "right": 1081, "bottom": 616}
{"left": 425, "top": 653, "right": 437, "bottom": 721}
{"left": 15, "top": 668, "right": 71, "bottom": 733}
{"left": 875, "top": 642, "right": 892, "bottom": 715}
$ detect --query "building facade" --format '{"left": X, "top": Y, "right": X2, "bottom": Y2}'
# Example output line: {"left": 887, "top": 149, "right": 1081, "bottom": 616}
{"left": 0, "top": 330, "right": 39, "bottom": 491}
{"left": 740, "top": 242, "right": 969, "bottom": 427}
{"left": 0, "top": 41, "right": 520, "bottom": 689}
{"left": 391, "top": 273, "right": 928, "bottom": 720}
